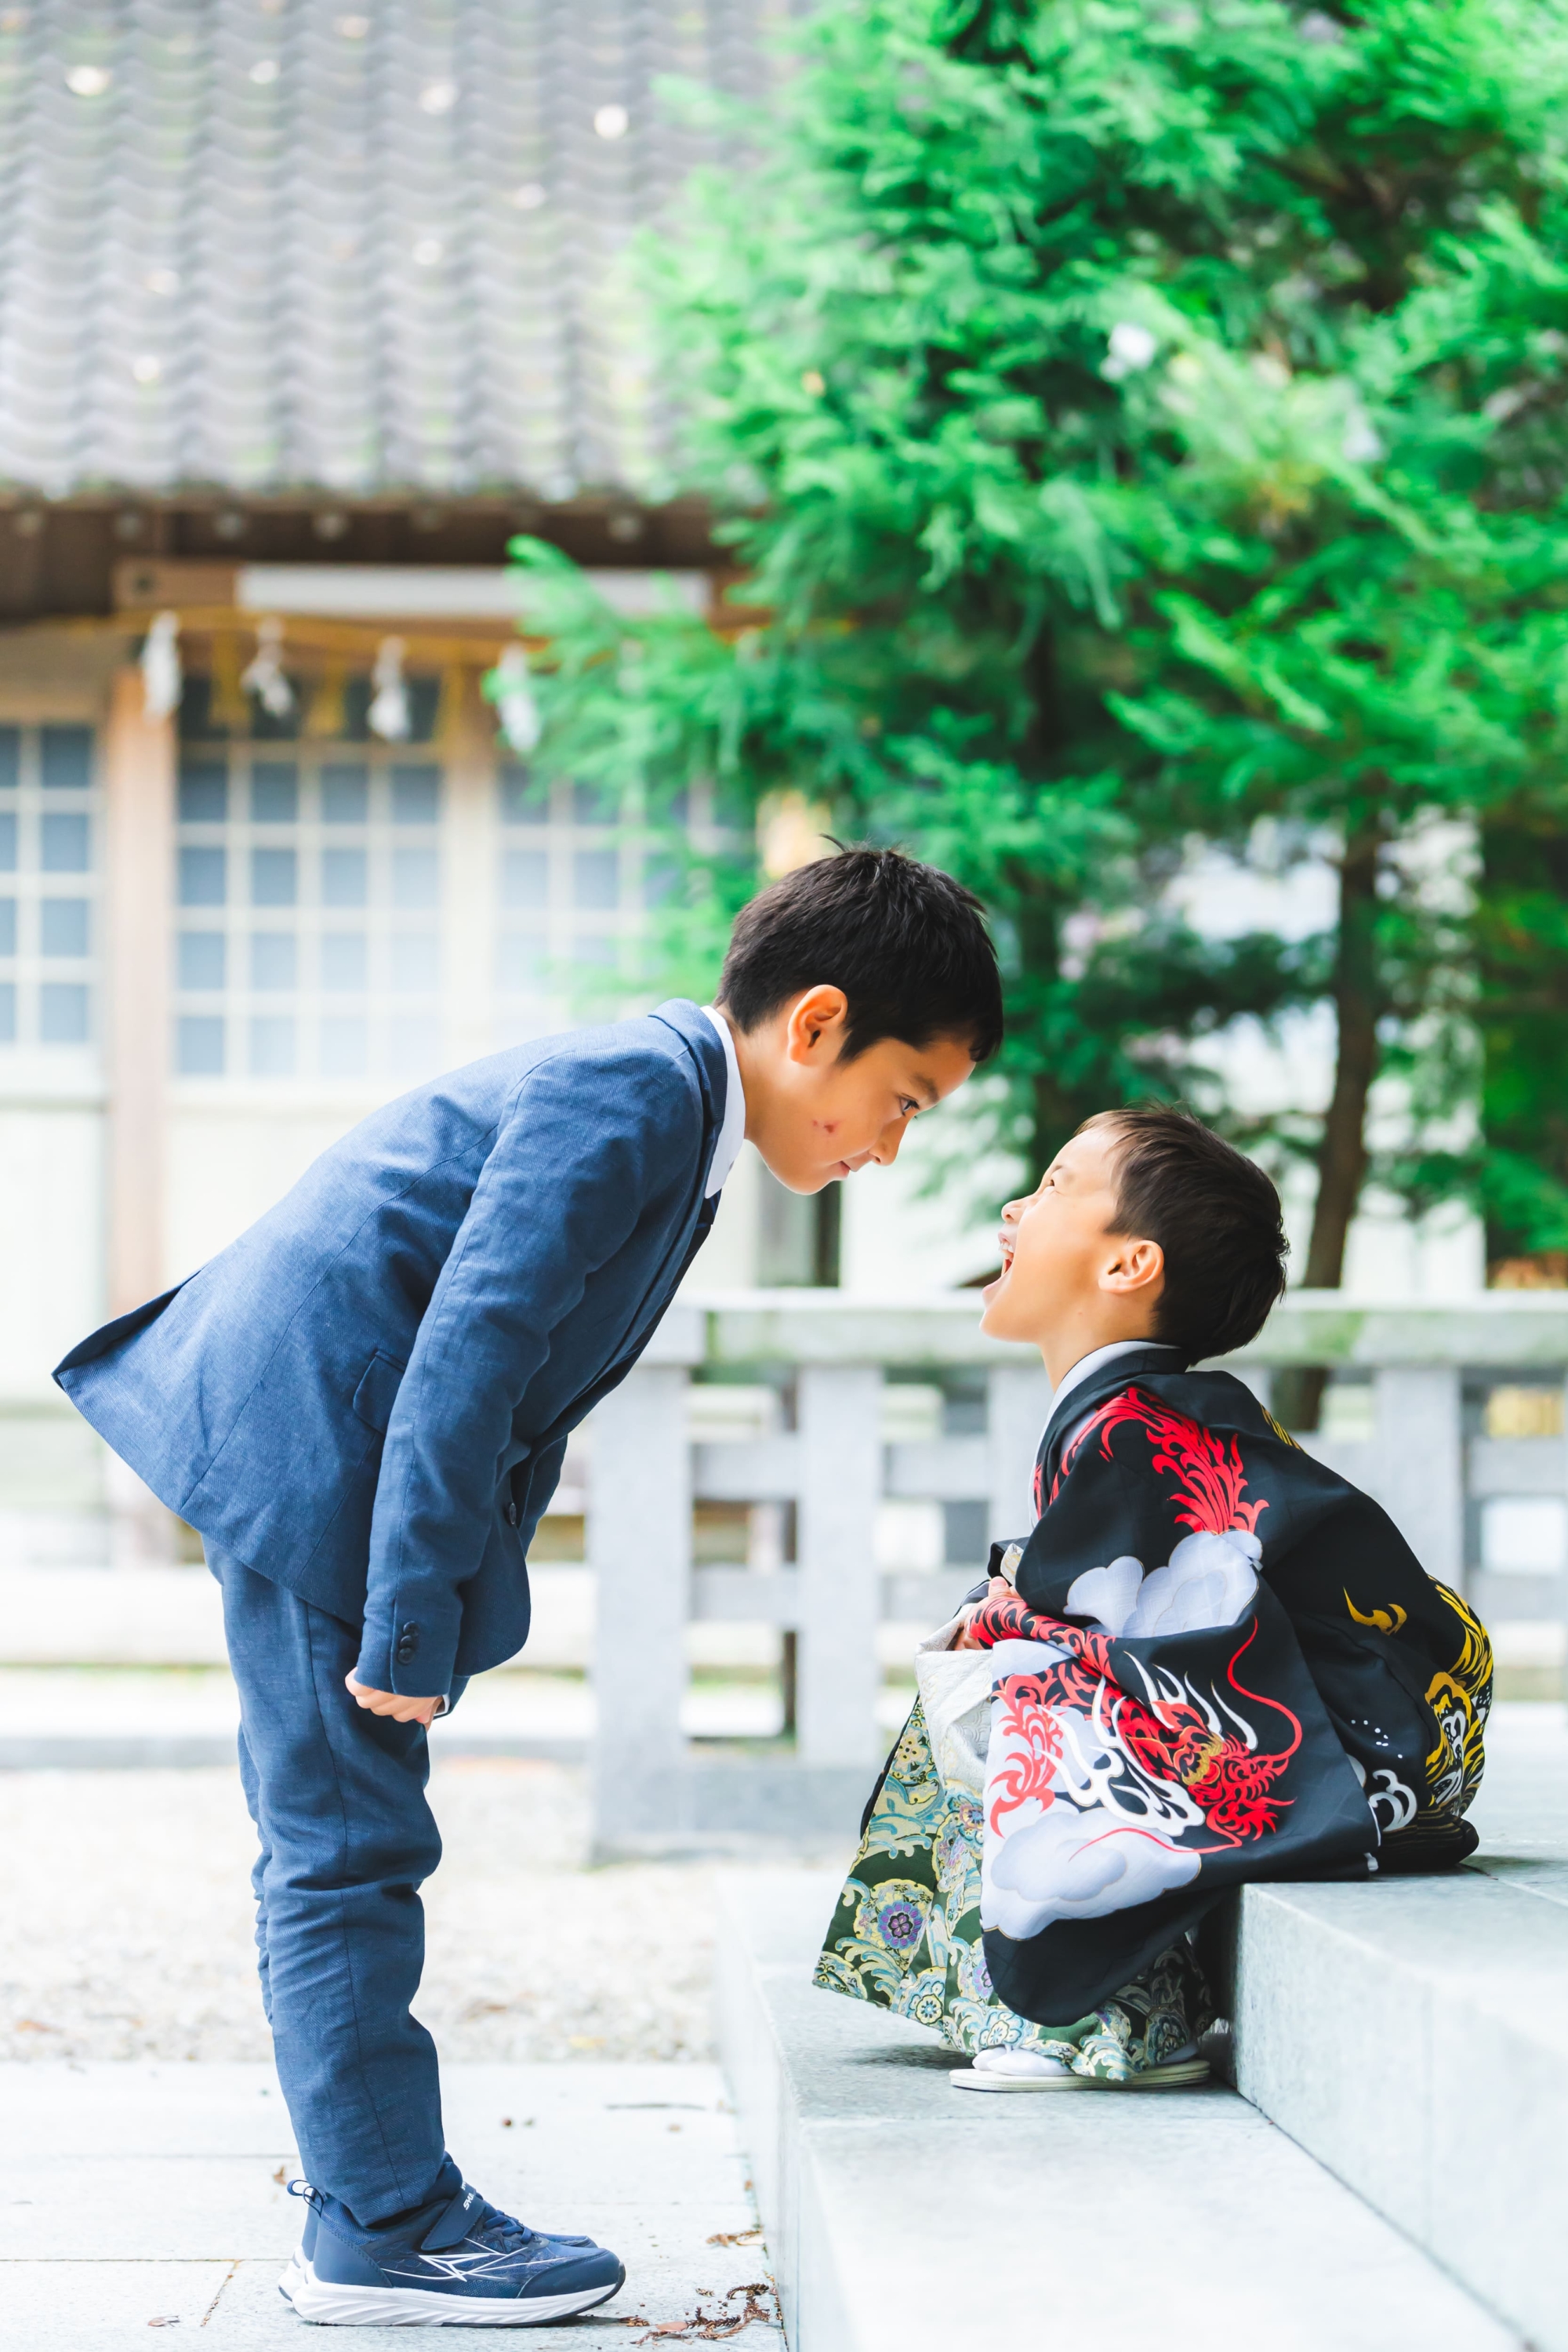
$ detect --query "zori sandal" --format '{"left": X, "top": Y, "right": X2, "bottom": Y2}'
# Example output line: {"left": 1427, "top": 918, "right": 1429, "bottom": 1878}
{"left": 950, "top": 2043, "right": 1210, "bottom": 2092}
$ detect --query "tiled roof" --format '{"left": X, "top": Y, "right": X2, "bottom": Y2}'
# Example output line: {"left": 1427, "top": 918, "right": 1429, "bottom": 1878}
{"left": 0, "top": 2, "right": 790, "bottom": 503}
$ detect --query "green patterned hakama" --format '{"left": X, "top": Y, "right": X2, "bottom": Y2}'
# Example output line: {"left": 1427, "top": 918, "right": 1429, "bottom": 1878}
{"left": 815, "top": 1691, "right": 1218, "bottom": 2078}
{"left": 812, "top": 1694, "right": 1096, "bottom": 2056}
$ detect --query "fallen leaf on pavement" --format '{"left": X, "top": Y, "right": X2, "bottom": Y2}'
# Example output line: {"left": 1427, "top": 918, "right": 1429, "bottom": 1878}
{"left": 635, "top": 2283, "right": 778, "bottom": 2342}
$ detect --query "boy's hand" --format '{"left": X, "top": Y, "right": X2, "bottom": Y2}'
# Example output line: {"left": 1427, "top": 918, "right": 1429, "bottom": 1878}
{"left": 345, "top": 1674, "right": 444, "bottom": 1727}
{"left": 954, "top": 1577, "right": 1014, "bottom": 1650}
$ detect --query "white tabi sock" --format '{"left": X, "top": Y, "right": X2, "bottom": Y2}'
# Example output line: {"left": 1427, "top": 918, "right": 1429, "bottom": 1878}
{"left": 971, "top": 2045, "right": 1074, "bottom": 2079}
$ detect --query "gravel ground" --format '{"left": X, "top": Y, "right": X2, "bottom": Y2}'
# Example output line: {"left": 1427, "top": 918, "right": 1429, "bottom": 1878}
{"left": 0, "top": 1759, "right": 832, "bottom": 2067}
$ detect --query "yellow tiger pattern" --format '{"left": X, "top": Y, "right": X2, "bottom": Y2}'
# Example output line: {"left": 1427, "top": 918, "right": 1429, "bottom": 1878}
{"left": 1424, "top": 1584, "right": 1493, "bottom": 1819}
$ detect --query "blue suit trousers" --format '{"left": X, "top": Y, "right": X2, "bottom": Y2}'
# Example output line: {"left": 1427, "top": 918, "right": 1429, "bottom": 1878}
{"left": 212, "top": 1547, "right": 452, "bottom": 2227}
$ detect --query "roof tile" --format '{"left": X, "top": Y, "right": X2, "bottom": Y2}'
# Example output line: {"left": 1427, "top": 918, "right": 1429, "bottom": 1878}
{"left": 0, "top": 0, "right": 793, "bottom": 499}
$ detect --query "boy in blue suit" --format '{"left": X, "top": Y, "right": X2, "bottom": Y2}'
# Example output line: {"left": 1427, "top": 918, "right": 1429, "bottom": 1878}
{"left": 56, "top": 847, "right": 1002, "bottom": 2328}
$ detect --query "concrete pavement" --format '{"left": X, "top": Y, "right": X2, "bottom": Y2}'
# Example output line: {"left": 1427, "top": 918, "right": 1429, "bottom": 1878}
{"left": 2, "top": 2062, "right": 782, "bottom": 2347}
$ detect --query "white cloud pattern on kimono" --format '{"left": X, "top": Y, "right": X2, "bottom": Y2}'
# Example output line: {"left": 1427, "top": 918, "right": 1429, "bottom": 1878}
{"left": 1060, "top": 1554, "right": 1142, "bottom": 1632}
{"left": 1066, "top": 1528, "right": 1261, "bottom": 1640}
{"left": 981, "top": 1788, "right": 1203, "bottom": 1937}
{"left": 978, "top": 1679, "right": 1207, "bottom": 1938}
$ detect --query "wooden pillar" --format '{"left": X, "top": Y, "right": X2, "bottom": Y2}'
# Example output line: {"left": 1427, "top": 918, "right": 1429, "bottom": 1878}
{"left": 441, "top": 666, "right": 499, "bottom": 1071}
{"left": 103, "top": 665, "right": 174, "bottom": 1312}
{"left": 100, "top": 666, "right": 178, "bottom": 1566}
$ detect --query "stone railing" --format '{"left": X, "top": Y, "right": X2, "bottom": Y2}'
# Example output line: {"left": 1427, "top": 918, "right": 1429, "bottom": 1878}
{"left": 587, "top": 1290, "right": 1568, "bottom": 1853}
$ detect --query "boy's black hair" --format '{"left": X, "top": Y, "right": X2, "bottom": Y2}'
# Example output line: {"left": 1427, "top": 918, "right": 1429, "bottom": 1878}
{"left": 718, "top": 845, "right": 1004, "bottom": 1062}
{"left": 1084, "top": 1105, "right": 1289, "bottom": 1363}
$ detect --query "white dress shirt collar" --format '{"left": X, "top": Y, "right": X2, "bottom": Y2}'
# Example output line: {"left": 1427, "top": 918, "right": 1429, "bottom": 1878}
{"left": 701, "top": 1007, "right": 746, "bottom": 1198}
{"left": 1047, "top": 1336, "right": 1180, "bottom": 1419}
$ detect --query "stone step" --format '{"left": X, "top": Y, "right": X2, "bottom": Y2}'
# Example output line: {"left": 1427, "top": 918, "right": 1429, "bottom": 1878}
{"left": 719, "top": 1870, "right": 1521, "bottom": 2352}
{"left": 1221, "top": 1703, "right": 1568, "bottom": 2352}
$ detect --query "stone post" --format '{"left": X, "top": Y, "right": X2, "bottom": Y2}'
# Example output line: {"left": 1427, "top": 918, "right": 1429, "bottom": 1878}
{"left": 588, "top": 1364, "right": 691, "bottom": 1849}
{"left": 796, "top": 1363, "right": 882, "bottom": 1767}
{"left": 1374, "top": 1366, "right": 1464, "bottom": 1584}
{"left": 985, "top": 1363, "right": 1053, "bottom": 1544}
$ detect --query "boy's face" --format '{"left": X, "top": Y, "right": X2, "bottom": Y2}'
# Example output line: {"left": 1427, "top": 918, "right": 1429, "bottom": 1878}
{"left": 739, "top": 987, "right": 976, "bottom": 1194}
{"left": 979, "top": 1120, "right": 1163, "bottom": 1350}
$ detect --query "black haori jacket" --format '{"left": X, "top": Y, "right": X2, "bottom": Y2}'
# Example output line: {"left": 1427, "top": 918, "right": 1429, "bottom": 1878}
{"left": 968, "top": 1345, "right": 1493, "bottom": 2025}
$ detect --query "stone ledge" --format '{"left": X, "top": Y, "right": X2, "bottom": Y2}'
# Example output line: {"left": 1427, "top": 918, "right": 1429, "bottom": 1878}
{"left": 1221, "top": 1707, "right": 1568, "bottom": 2352}
{"left": 0, "top": 1733, "right": 590, "bottom": 1770}
{"left": 718, "top": 1871, "right": 1519, "bottom": 2352}
{"left": 677, "top": 1287, "right": 1568, "bottom": 1367}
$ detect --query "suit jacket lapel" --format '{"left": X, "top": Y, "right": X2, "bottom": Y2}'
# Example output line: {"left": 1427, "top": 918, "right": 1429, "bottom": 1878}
{"left": 612, "top": 1000, "right": 726, "bottom": 1360}
{"left": 650, "top": 997, "right": 728, "bottom": 1184}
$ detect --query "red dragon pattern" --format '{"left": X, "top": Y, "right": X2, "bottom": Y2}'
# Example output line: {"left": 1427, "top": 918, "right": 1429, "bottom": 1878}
{"left": 983, "top": 1614, "right": 1301, "bottom": 1853}
{"left": 979, "top": 1390, "right": 1301, "bottom": 1936}
{"left": 1049, "top": 1388, "right": 1269, "bottom": 1535}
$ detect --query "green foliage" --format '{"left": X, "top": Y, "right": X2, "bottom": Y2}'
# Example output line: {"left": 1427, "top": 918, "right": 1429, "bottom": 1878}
{"left": 1472, "top": 819, "right": 1568, "bottom": 1257}
{"left": 506, "top": 0, "right": 1568, "bottom": 1230}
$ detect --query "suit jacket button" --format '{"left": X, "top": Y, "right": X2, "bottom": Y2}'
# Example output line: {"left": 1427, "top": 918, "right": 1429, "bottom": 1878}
{"left": 505, "top": 1499, "right": 520, "bottom": 1528}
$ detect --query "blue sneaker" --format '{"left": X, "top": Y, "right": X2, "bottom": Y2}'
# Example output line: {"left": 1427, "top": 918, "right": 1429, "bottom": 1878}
{"left": 277, "top": 2181, "right": 320, "bottom": 2309}
{"left": 285, "top": 2176, "right": 626, "bottom": 2327}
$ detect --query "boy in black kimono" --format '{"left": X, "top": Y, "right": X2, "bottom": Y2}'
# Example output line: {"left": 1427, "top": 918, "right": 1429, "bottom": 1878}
{"left": 816, "top": 1108, "right": 1491, "bottom": 2090}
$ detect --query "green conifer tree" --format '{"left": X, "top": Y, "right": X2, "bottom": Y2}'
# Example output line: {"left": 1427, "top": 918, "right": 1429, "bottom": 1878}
{"left": 504, "top": 0, "right": 1568, "bottom": 1346}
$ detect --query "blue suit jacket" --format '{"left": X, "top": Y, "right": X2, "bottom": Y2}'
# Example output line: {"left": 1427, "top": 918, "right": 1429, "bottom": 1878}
{"left": 54, "top": 1000, "right": 725, "bottom": 1694}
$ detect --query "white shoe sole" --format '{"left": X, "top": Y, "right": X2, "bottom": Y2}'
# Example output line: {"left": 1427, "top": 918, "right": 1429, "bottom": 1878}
{"left": 285, "top": 2259, "right": 626, "bottom": 2327}
{"left": 951, "top": 2056, "right": 1210, "bottom": 2092}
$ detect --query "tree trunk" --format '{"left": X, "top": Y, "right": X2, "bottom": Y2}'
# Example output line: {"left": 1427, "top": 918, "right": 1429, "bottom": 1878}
{"left": 1013, "top": 869, "right": 1081, "bottom": 1176}
{"left": 1030, "top": 1066, "right": 1082, "bottom": 1177}
{"left": 812, "top": 1185, "right": 842, "bottom": 1287}
{"left": 1476, "top": 812, "right": 1568, "bottom": 1272}
{"left": 1305, "top": 818, "right": 1384, "bottom": 1284}
{"left": 1276, "top": 817, "right": 1385, "bottom": 1432}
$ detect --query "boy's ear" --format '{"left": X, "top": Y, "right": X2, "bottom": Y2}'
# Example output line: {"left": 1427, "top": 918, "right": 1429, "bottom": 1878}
{"left": 783, "top": 985, "right": 850, "bottom": 1063}
{"left": 1100, "top": 1236, "right": 1163, "bottom": 1299}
